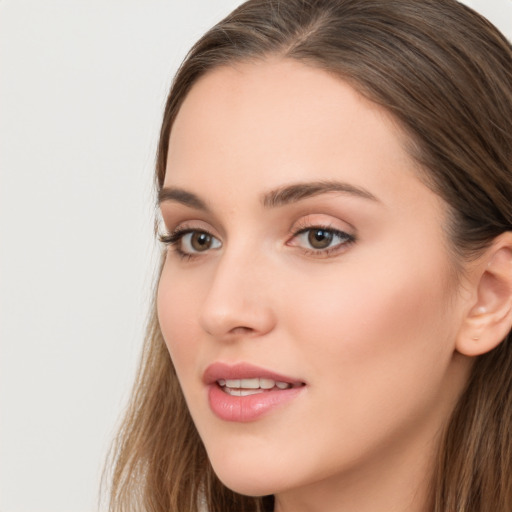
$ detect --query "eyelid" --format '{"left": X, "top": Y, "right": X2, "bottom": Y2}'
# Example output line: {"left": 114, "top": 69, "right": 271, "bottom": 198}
{"left": 288, "top": 226, "right": 354, "bottom": 246}
{"left": 286, "top": 216, "right": 356, "bottom": 257}
{"left": 158, "top": 221, "right": 222, "bottom": 258}
{"left": 288, "top": 215, "right": 355, "bottom": 239}
{"left": 159, "top": 217, "right": 220, "bottom": 239}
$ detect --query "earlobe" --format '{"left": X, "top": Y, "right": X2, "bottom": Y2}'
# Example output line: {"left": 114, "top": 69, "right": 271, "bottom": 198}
{"left": 456, "top": 233, "right": 512, "bottom": 357}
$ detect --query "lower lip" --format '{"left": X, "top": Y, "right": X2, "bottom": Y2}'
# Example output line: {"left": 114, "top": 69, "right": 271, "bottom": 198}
{"left": 208, "top": 384, "right": 304, "bottom": 422}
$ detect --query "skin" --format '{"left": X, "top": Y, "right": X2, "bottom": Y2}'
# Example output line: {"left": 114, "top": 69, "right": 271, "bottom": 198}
{"left": 157, "top": 59, "right": 475, "bottom": 512}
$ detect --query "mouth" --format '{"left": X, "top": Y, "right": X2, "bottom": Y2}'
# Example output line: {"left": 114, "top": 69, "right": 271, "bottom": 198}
{"left": 203, "top": 361, "right": 305, "bottom": 389}
{"left": 217, "top": 377, "right": 302, "bottom": 396}
{"left": 203, "top": 362, "right": 306, "bottom": 422}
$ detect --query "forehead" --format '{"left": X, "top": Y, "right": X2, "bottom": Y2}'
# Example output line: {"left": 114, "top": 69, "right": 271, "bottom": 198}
{"left": 166, "top": 59, "right": 415, "bottom": 191}
{"left": 165, "top": 59, "right": 446, "bottom": 225}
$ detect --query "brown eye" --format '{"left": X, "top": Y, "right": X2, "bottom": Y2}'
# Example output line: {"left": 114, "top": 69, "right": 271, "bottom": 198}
{"left": 289, "top": 226, "right": 355, "bottom": 256}
{"left": 308, "top": 229, "right": 334, "bottom": 249}
{"left": 178, "top": 230, "right": 222, "bottom": 254}
{"left": 190, "top": 232, "right": 213, "bottom": 251}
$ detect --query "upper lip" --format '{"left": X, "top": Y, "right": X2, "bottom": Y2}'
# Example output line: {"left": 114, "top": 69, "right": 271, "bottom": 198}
{"left": 203, "top": 362, "right": 305, "bottom": 386}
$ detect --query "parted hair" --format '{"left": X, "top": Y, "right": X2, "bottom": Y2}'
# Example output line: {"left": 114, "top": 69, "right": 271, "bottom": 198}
{"left": 105, "top": 1, "right": 512, "bottom": 511}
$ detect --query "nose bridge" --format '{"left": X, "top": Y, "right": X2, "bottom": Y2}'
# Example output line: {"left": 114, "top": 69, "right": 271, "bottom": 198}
{"left": 199, "top": 239, "right": 276, "bottom": 338}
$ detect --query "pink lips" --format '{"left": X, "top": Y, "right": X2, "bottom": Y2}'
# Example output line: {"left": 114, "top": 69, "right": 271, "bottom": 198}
{"left": 204, "top": 362, "right": 306, "bottom": 422}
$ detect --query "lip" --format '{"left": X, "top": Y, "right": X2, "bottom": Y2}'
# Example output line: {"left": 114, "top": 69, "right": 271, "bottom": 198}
{"left": 203, "top": 362, "right": 303, "bottom": 385}
{"left": 204, "top": 362, "right": 306, "bottom": 423}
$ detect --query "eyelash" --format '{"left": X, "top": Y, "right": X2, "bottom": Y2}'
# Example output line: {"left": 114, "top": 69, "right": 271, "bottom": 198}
{"left": 158, "top": 228, "right": 216, "bottom": 260}
{"left": 158, "top": 225, "right": 356, "bottom": 260}
{"left": 287, "top": 224, "right": 356, "bottom": 258}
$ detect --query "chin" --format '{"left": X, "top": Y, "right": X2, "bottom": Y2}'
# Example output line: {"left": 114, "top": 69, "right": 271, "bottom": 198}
{"left": 209, "top": 457, "right": 289, "bottom": 497}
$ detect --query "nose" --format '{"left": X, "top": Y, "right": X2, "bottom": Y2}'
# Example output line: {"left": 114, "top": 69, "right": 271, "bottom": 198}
{"left": 199, "top": 249, "right": 277, "bottom": 340}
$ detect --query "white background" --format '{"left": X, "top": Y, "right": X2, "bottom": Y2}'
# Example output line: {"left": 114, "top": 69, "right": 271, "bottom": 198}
{"left": 1, "top": 1, "right": 511, "bottom": 511}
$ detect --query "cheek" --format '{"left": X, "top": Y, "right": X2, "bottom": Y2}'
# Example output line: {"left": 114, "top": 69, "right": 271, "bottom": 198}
{"left": 267, "top": 258, "right": 461, "bottom": 475}
{"left": 300, "top": 272, "right": 448, "bottom": 355}
{"left": 157, "top": 264, "right": 202, "bottom": 377}
{"left": 294, "top": 231, "right": 455, "bottom": 345}
{"left": 283, "top": 250, "right": 458, "bottom": 407}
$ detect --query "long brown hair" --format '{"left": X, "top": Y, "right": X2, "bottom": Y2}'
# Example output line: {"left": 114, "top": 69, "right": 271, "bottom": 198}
{"left": 105, "top": 1, "right": 512, "bottom": 510}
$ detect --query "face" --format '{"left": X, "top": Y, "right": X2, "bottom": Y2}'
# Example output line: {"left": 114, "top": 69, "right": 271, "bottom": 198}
{"left": 157, "top": 59, "right": 472, "bottom": 505}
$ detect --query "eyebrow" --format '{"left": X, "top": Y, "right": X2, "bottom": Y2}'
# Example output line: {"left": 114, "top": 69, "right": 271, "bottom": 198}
{"left": 262, "top": 180, "right": 379, "bottom": 208}
{"left": 158, "top": 187, "right": 210, "bottom": 211}
{"left": 158, "top": 180, "right": 378, "bottom": 210}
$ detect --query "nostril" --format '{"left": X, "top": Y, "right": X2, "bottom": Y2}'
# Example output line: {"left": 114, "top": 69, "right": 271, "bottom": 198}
{"left": 229, "top": 326, "right": 255, "bottom": 335}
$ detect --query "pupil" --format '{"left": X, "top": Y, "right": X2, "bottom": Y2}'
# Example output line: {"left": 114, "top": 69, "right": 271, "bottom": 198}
{"left": 308, "top": 229, "right": 333, "bottom": 249}
{"left": 191, "top": 232, "right": 211, "bottom": 251}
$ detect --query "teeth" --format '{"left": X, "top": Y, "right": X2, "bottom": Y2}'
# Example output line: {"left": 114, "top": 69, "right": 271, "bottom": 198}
{"left": 217, "top": 377, "right": 293, "bottom": 391}
{"left": 240, "top": 378, "right": 260, "bottom": 389}
{"left": 224, "top": 388, "right": 264, "bottom": 396}
{"left": 259, "top": 378, "right": 275, "bottom": 389}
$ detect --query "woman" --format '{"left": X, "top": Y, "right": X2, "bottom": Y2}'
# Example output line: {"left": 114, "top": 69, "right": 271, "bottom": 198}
{"left": 106, "top": 0, "right": 512, "bottom": 510}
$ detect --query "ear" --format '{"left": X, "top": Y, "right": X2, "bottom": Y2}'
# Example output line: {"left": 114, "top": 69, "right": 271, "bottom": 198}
{"left": 456, "top": 232, "right": 512, "bottom": 357}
